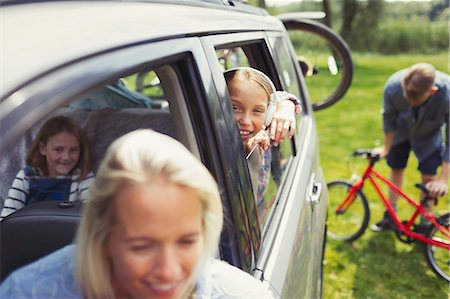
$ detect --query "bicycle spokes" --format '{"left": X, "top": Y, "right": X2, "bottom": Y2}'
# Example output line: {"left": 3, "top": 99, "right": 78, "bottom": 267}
{"left": 336, "top": 193, "right": 356, "bottom": 214}
{"left": 327, "top": 181, "right": 370, "bottom": 242}
{"left": 424, "top": 214, "right": 450, "bottom": 282}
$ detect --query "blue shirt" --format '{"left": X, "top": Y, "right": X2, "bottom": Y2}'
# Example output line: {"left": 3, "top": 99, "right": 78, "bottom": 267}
{"left": 0, "top": 246, "right": 81, "bottom": 298}
{"left": 382, "top": 69, "right": 450, "bottom": 163}
{"left": 0, "top": 245, "right": 274, "bottom": 298}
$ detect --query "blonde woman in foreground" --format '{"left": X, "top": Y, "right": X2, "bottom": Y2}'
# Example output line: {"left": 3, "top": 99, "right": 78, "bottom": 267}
{"left": 0, "top": 129, "right": 274, "bottom": 299}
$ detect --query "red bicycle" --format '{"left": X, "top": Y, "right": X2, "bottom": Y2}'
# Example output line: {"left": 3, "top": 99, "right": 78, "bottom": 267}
{"left": 327, "top": 149, "right": 450, "bottom": 282}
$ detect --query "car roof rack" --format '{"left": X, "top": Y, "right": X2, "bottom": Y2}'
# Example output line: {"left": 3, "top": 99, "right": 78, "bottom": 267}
{"left": 0, "top": 0, "right": 268, "bottom": 16}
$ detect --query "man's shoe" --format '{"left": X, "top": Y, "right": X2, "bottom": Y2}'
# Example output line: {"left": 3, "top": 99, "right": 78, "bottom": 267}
{"left": 370, "top": 218, "right": 393, "bottom": 232}
{"left": 370, "top": 211, "right": 394, "bottom": 232}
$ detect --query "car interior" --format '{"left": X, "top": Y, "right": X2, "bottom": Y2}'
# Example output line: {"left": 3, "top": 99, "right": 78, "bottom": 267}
{"left": 0, "top": 67, "right": 181, "bottom": 281}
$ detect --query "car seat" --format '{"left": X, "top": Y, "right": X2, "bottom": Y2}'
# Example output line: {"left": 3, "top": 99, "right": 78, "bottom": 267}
{"left": 0, "top": 200, "right": 82, "bottom": 281}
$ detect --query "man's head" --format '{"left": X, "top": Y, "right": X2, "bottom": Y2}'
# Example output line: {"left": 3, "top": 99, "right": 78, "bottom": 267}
{"left": 402, "top": 62, "right": 438, "bottom": 107}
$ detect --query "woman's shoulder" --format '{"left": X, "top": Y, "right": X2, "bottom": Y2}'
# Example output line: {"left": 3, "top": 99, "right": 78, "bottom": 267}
{"left": 0, "top": 245, "right": 80, "bottom": 299}
{"left": 196, "top": 258, "right": 274, "bottom": 298}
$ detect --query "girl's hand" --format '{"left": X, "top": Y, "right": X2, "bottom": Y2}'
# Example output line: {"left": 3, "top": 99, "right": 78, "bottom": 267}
{"left": 246, "top": 129, "right": 270, "bottom": 154}
{"left": 269, "top": 92, "right": 299, "bottom": 146}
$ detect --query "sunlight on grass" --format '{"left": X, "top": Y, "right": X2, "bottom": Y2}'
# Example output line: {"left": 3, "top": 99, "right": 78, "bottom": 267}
{"left": 317, "top": 52, "right": 449, "bottom": 298}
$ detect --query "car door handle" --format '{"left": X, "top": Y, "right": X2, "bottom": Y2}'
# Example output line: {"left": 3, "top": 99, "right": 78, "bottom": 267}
{"left": 307, "top": 177, "right": 322, "bottom": 211}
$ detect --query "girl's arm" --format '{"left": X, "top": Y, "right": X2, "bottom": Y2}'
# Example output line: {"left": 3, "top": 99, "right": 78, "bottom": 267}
{"left": 1, "top": 170, "right": 28, "bottom": 221}
{"left": 270, "top": 92, "right": 301, "bottom": 146}
{"left": 76, "top": 172, "right": 95, "bottom": 201}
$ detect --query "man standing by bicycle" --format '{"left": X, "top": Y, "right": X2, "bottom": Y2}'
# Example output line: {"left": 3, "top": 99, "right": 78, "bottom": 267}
{"left": 371, "top": 62, "right": 450, "bottom": 232}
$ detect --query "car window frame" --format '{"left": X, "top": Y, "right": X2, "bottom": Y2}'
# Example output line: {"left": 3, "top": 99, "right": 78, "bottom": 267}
{"left": 200, "top": 31, "right": 303, "bottom": 259}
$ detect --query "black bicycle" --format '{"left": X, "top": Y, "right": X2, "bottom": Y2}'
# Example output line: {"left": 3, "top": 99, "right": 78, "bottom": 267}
{"left": 137, "top": 16, "right": 353, "bottom": 113}
{"left": 279, "top": 16, "right": 353, "bottom": 111}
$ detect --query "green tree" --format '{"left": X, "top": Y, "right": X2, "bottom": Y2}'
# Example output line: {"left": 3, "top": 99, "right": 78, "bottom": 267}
{"left": 429, "top": 0, "right": 450, "bottom": 21}
{"left": 340, "top": 0, "right": 385, "bottom": 51}
{"left": 322, "top": 0, "right": 332, "bottom": 27}
{"left": 258, "top": 0, "right": 266, "bottom": 9}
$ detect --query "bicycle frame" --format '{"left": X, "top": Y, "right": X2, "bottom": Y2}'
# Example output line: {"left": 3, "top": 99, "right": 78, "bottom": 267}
{"left": 336, "top": 159, "right": 450, "bottom": 250}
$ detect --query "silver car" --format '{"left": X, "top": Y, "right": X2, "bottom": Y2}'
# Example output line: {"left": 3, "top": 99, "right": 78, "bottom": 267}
{"left": 0, "top": 0, "right": 330, "bottom": 297}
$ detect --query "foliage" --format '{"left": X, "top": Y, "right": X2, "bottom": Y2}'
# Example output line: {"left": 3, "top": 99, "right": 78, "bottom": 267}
{"left": 340, "top": 0, "right": 384, "bottom": 44}
{"left": 383, "top": 0, "right": 449, "bottom": 20}
{"left": 315, "top": 52, "right": 449, "bottom": 299}
{"left": 340, "top": 0, "right": 384, "bottom": 51}
{"left": 266, "top": 0, "right": 449, "bottom": 54}
{"left": 373, "top": 19, "right": 449, "bottom": 54}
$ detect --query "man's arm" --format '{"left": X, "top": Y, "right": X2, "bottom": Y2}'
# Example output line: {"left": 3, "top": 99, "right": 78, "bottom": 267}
{"left": 380, "top": 131, "right": 395, "bottom": 158}
{"left": 377, "top": 80, "right": 400, "bottom": 157}
{"left": 426, "top": 108, "right": 449, "bottom": 197}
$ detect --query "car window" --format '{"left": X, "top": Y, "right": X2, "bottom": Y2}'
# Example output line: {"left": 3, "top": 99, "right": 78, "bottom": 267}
{"left": 269, "top": 36, "right": 305, "bottom": 140}
{"left": 217, "top": 48, "right": 249, "bottom": 70}
{"left": 216, "top": 45, "right": 294, "bottom": 230}
{"left": 269, "top": 37, "right": 301, "bottom": 98}
{"left": 0, "top": 65, "right": 189, "bottom": 204}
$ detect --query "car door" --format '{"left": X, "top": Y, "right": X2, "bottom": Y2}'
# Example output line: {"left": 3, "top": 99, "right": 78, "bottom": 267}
{"left": 0, "top": 35, "right": 252, "bottom": 276}
{"left": 200, "top": 30, "right": 326, "bottom": 298}
{"left": 268, "top": 31, "right": 328, "bottom": 298}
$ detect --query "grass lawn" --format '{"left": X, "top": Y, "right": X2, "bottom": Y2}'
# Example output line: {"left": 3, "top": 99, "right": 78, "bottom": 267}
{"left": 315, "top": 52, "right": 449, "bottom": 299}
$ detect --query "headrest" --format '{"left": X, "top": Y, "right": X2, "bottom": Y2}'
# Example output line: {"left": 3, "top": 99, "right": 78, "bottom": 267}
{"left": 0, "top": 200, "right": 82, "bottom": 281}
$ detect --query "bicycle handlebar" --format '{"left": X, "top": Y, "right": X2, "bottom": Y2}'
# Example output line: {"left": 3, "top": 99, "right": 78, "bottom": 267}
{"left": 415, "top": 183, "right": 430, "bottom": 195}
{"left": 353, "top": 149, "right": 380, "bottom": 160}
{"left": 415, "top": 183, "right": 439, "bottom": 206}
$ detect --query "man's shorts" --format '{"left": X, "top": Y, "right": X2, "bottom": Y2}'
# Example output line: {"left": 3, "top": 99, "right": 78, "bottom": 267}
{"left": 387, "top": 140, "right": 442, "bottom": 175}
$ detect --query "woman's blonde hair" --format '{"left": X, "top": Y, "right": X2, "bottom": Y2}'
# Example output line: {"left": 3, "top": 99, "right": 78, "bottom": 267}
{"left": 75, "top": 129, "right": 223, "bottom": 298}
{"left": 224, "top": 67, "right": 274, "bottom": 105}
{"left": 402, "top": 62, "right": 436, "bottom": 102}
{"left": 26, "top": 116, "right": 92, "bottom": 180}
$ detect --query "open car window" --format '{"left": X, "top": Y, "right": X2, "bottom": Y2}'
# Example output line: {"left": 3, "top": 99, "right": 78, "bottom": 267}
{"left": 0, "top": 64, "right": 196, "bottom": 204}
{"left": 215, "top": 43, "right": 295, "bottom": 232}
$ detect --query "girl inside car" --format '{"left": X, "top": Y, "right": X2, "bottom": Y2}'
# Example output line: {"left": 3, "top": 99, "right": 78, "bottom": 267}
{"left": 0, "top": 116, "right": 94, "bottom": 221}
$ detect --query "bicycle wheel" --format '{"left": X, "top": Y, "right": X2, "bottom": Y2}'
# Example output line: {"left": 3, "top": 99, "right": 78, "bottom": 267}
{"left": 327, "top": 180, "right": 370, "bottom": 242}
{"left": 279, "top": 17, "right": 353, "bottom": 111}
{"left": 423, "top": 213, "right": 449, "bottom": 282}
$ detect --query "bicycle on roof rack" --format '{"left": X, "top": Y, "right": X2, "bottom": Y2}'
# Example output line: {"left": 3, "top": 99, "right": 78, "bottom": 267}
{"left": 327, "top": 149, "right": 450, "bottom": 282}
{"left": 136, "top": 12, "right": 354, "bottom": 113}
{"left": 279, "top": 15, "right": 353, "bottom": 111}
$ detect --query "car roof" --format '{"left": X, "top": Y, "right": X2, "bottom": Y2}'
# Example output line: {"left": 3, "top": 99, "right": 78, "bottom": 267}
{"left": 1, "top": 0, "right": 283, "bottom": 99}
